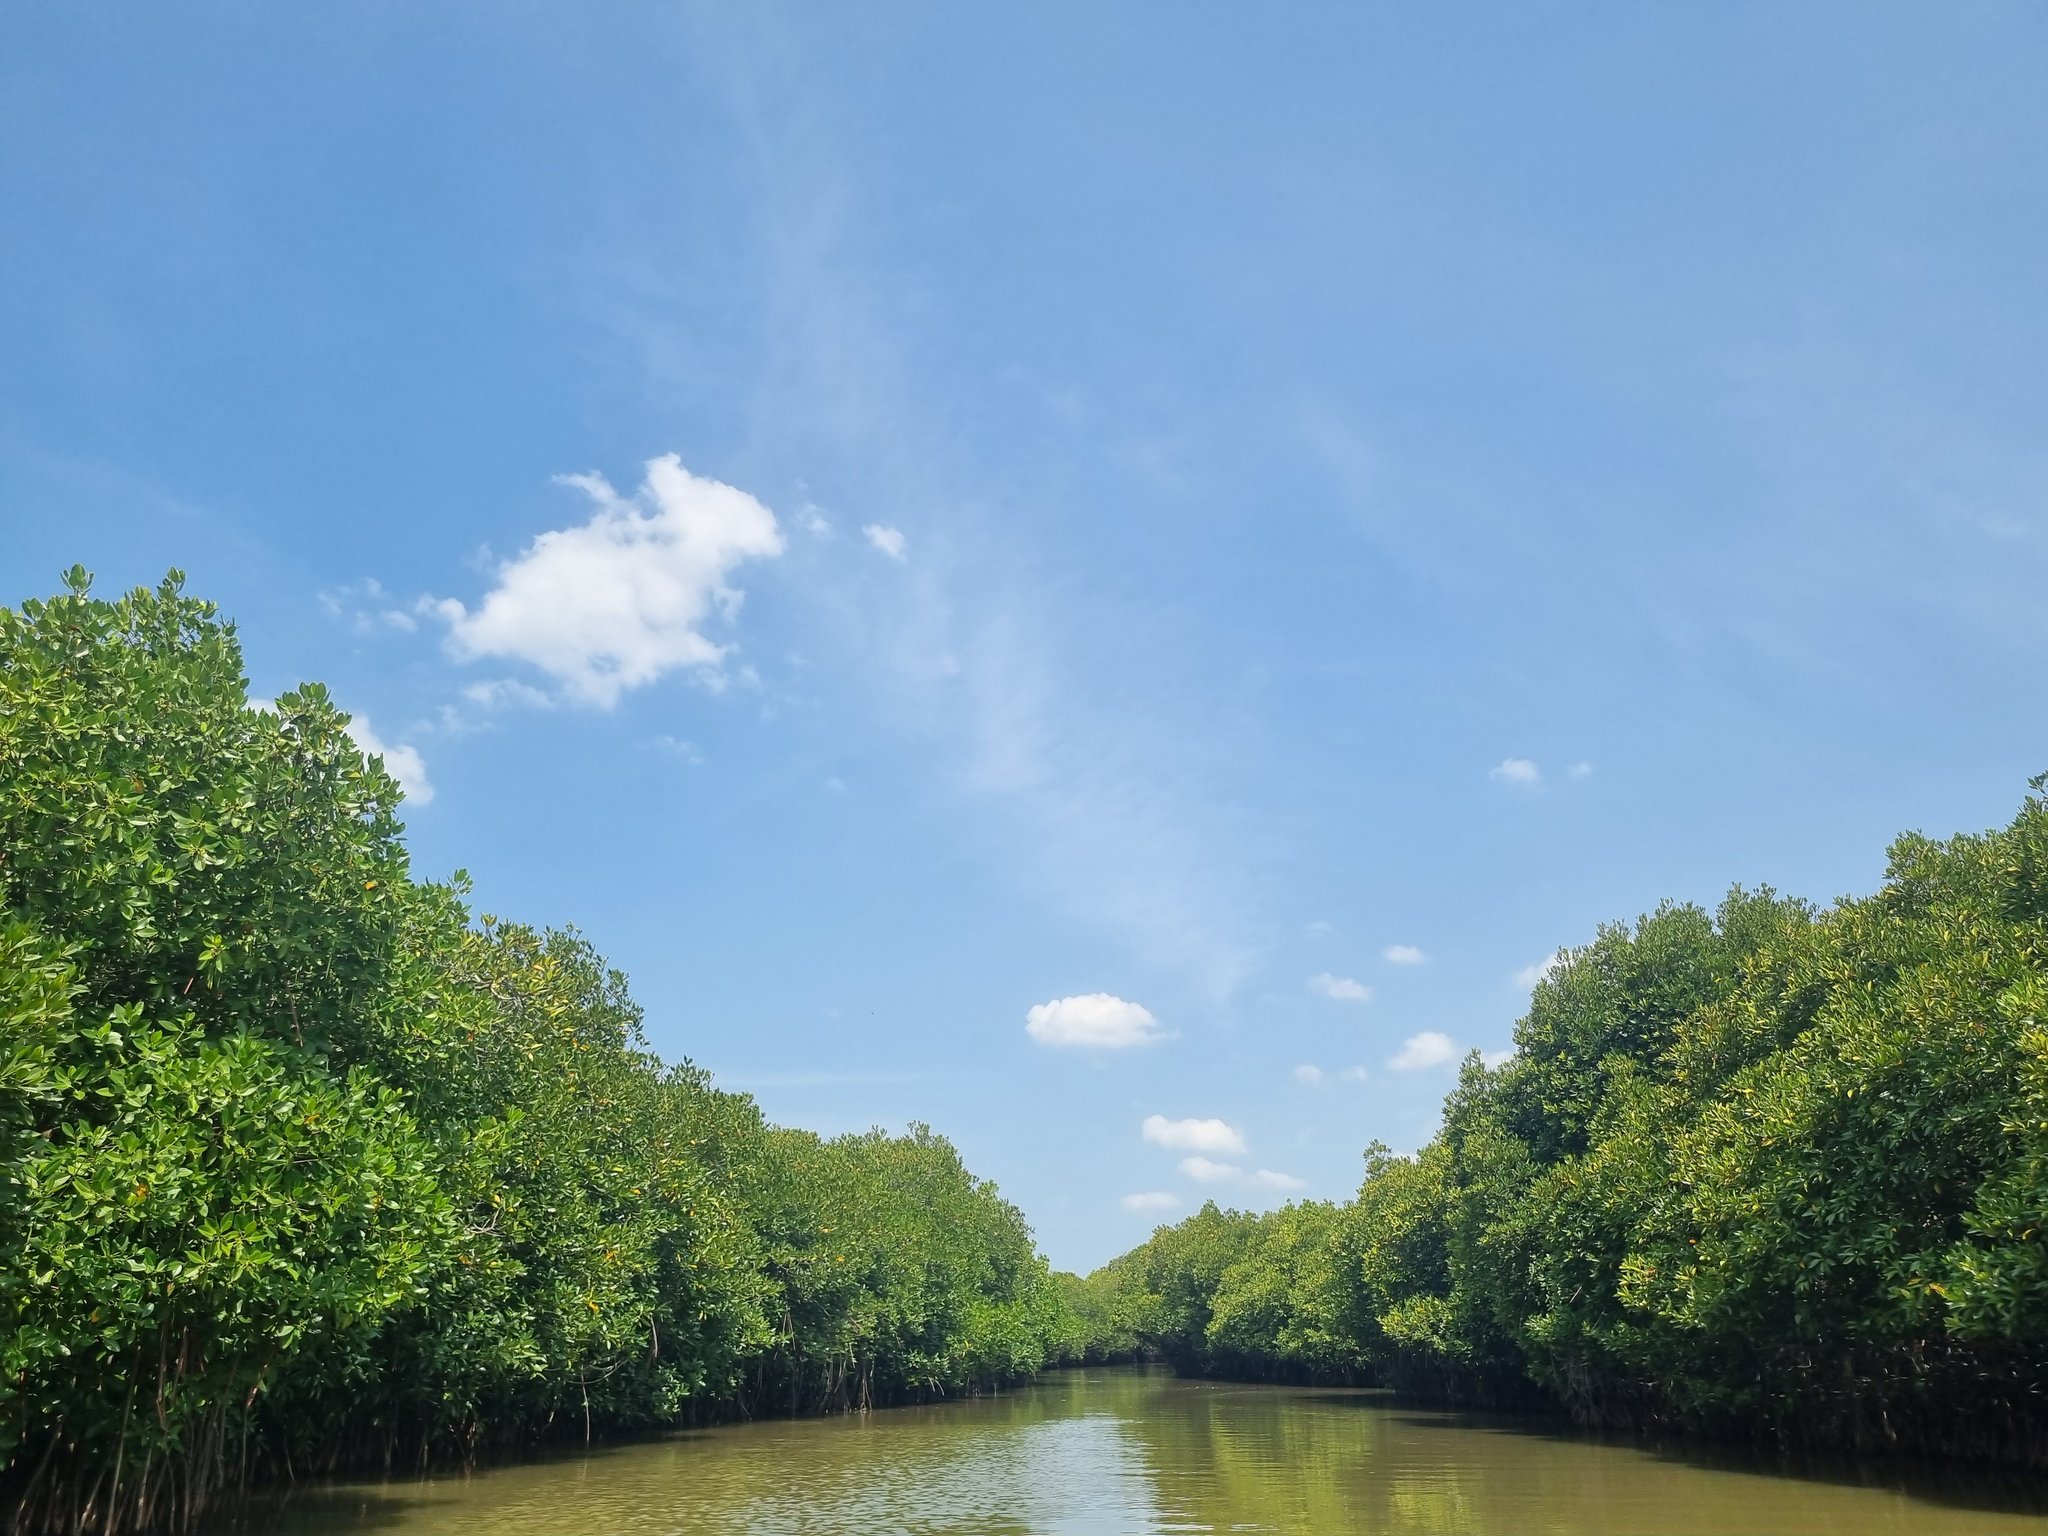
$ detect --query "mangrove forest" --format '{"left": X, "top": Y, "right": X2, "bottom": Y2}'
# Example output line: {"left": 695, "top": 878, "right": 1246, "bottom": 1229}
{"left": 5, "top": 570, "right": 2048, "bottom": 1534}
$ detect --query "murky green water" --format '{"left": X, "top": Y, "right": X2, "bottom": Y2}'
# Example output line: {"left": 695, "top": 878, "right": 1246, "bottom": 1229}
{"left": 223, "top": 1366, "right": 2048, "bottom": 1534}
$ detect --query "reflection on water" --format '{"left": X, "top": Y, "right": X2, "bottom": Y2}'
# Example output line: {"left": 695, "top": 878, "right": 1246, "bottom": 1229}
{"left": 219, "top": 1367, "right": 2048, "bottom": 1535}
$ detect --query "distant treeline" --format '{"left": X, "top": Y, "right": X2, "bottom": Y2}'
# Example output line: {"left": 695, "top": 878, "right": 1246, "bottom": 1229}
{"left": 0, "top": 573, "right": 1083, "bottom": 1536}
{"left": 1073, "top": 782, "right": 2048, "bottom": 1464}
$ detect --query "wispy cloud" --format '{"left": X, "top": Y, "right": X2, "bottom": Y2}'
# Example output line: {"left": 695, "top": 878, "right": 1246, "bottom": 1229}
{"left": 1121, "top": 1190, "right": 1181, "bottom": 1212}
{"left": 462, "top": 678, "right": 554, "bottom": 711}
{"left": 1296, "top": 1063, "right": 1368, "bottom": 1086}
{"left": 598, "top": 39, "right": 1267, "bottom": 1000}
{"left": 1249, "top": 1168, "right": 1309, "bottom": 1191}
{"left": 1309, "top": 972, "right": 1372, "bottom": 1003}
{"left": 862, "top": 523, "right": 908, "bottom": 561}
{"left": 320, "top": 578, "right": 418, "bottom": 636}
{"left": 1175, "top": 1157, "right": 1307, "bottom": 1193}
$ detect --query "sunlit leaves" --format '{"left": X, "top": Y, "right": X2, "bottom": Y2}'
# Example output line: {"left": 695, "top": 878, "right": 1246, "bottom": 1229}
{"left": 0, "top": 572, "right": 1076, "bottom": 1532}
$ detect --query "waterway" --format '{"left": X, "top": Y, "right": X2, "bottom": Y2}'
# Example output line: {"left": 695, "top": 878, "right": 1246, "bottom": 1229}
{"left": 221, "top": 1365, "right": 2048, "bottom": 1534}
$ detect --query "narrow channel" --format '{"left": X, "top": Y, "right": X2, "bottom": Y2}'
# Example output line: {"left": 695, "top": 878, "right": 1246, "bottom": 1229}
{"left": 218, "top": 1366, "right": 2048, "bottom": 1535}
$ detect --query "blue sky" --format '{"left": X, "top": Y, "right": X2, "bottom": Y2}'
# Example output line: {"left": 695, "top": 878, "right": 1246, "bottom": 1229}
{"left": 4, "top": 5, "right": 2045, "bottom": 1270}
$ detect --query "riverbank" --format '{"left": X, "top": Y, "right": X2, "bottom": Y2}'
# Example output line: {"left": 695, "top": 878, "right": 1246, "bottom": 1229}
{"left": 0, "top": 576, "right": 1082, "bottom": 1536}
{"left": 1066, "top": 783, "right": 2048, "bottom": 1467}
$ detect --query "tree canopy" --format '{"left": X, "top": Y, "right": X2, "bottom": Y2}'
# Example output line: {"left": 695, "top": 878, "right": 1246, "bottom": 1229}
{"left": 1079, "top": 792, "right": 2048, "bottom": 1463}
{"left": 0, "top": 572, "right": 1074, "bottom": 1536}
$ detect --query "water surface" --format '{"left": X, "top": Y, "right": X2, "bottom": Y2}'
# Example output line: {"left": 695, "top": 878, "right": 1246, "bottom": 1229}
{"left": 224, "top": 1366, "right": 2048, "bottom": 1534}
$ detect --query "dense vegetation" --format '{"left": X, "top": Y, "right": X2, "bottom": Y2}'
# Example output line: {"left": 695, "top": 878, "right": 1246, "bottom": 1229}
{"left": 1085, "top": 794, "right": 2048, "bottom": 1463}
{"left": 8, "top": 569, "right": 2045, "bottom": 1531}
{"left": 0, "top": 572, "right": 1075, "bottom": 1535}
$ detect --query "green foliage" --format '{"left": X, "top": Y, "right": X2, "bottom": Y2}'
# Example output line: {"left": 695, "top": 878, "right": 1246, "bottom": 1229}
{"left": 0, "top": 573, "right": 1076, "bottom": 1535}
{"left": 1081, "top": 800, "right": 2048, "bottom": 1461}
{"left": 1206, "top": 1201, "right": 1364, "bottom": 1376}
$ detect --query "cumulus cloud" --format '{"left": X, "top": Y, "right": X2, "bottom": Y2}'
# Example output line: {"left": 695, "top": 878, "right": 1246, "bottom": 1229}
{"left": 1025, "top": 993, "right": 1166, "bottom": 1049}
{"left": 1387, "top": 1031, "right": 1457, "bottom": 1072}
{"left": 1293, "top": 1064, "right": 1324, "bottom": 1085}
{"left": 1516, "top": 951, "right": 1566, "bottom": 989}
{"left": 1490, "top": 757, "right": 1541, "bottom": 785}
{"left": 1568, "top": 761, "right": 1594, "bottom": 779}
{"left": 1250, "top": 1169, "right": 1309, "bottom": 1191}
{"left": 1338, "top": 1064, "right": 1370, "bottom": 1082}
{"left": 1121, "top": 1191, "right": 1180, "bottom": 1212}
{"left": 430, "top": 454, "right": 785, "bottom": 708}
{"left": 652, "top": 734, "right": 705, "bottom": 765}
{"left": 345, "top": 714, "right": 434, "bottom": 806}
{"left": 1383, "top": 944, "right": 1426, "bottom": 965}
{"left": 862, "top": 523, "right": 908, "bottom": 561}
{"left": 1309, "top": 972, "right": 1372, "bottom": 1003}
{"left": 1143, "top": 1115, "right": 1247, "bottom": 1154}
{"left": 1483, "top": 1047, "right": 1517, "bottom": 1068}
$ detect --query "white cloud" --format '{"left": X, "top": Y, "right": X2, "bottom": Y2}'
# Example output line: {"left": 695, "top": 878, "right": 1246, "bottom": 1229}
{"left": 1296, "top": 1062, "right": 1369, "bottom": 1087}
{"left": 1309, "top": 972, "right": 1372, "bottom": 1003}
{"left": 344, "top": 714, "right": 434, "bottom": 806}
{"left": 1025, "top": 993, "right": 1166, "bottom": 1049}
{"left": 1382, "top": 944, "right": 1426, "bottom": 965}
{"left": 1303, "top": 919, "right": 1334, "bottom": 939}
{"left": 1516, "top": 951, "right": 1566, "bottom": 989}
{"left": 862, "top": 523, "right": 908, "bottom": 562}
{"left": 1568, "top": 761, "right": 1594, "bottom": 779}
{"left": 1387, "top": 1030, "right": 1457, "bottom": 1072}
{"left": 431, "top": 454, "right": 785, "bottom": 708}
{"left": 1143, "top": 1115, "right": 1247, "bottom": 1154}
{"left": 1250, "top": 1169, "right": 1309, "bottom": 1191}
{"left": 652, "top": 734, "right": 704, "bottom": 765}
{"left": 1121, "top": 1191, "right": 1180, "bottom": 1212}
{"left": 1170, "top": 1157, "right": 1307, "bottom": 1193}
{"left": 1490, "top": 757, "right": 1542, "bottom": 785}
{"left": 462, "top": 678, "right": 554, "bottom": 711}
{"left": 800, "top": 504, "right": 832, "bottom": 537}
{"left": 1483, "top": 1047, "right": 1517, "bottom": 1068}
